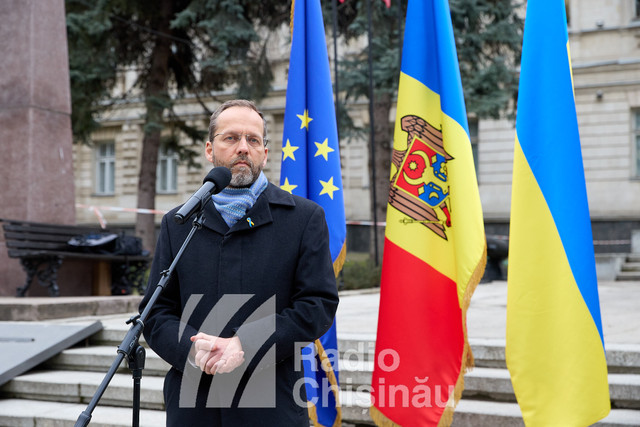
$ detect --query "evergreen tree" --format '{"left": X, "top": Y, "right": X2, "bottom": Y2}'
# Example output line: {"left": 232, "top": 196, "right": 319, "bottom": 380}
{"left": 332, "top": 0, "right": 523, "bottom": 262}
{"left": 66, "top": 0, "right": 289, "bottom": 252}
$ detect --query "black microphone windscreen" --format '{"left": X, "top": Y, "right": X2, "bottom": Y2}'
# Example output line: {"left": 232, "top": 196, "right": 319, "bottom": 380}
{"left": 204, "top": 167, "right": 232, "bottom": 194}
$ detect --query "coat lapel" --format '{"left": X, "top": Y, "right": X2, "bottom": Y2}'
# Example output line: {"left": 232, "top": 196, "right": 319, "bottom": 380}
{"left": 201, "top": 198, "right": 229, "bottom": 235}
{"left": 201, "top": 183, "right": 297, "bottom": 234}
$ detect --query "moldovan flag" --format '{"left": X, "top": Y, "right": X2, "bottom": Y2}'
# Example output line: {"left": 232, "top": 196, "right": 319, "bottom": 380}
{"left": 506, "top": 1, "right": 611, "bottom": 426}
{"left": 370, "top": 0, "right": 486, "bottom": 425}
{"left": 280, "top": 0, "right": 346, "bottom": 425}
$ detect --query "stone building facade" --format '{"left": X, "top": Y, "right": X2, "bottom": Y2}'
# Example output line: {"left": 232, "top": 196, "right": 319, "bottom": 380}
{"left": 73, "top": 0, "right": 640, "bottom": 260}
{"left": 478, "top": 0, "right": 640, "bottom": 256}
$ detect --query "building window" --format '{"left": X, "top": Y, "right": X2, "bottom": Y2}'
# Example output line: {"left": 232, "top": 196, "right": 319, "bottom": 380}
{"left": 95, "top": 142, "right": 115, "bottom": 195}
{"left": 157, "top": 144, "right": 178, "bottom": 193}
{"left": 635, "top": 110, "right": 640, "bottom": 178}
{"left": 469, "top": 118, "right": 479, "bottom": 177}
{"left": 636, "top": 0, "right": 640, "bottom": 18}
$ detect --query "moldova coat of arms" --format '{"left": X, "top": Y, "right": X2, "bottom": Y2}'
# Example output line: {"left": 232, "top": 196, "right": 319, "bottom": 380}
{"left": 389, "top": 115, "right": 453, "bottom": 240}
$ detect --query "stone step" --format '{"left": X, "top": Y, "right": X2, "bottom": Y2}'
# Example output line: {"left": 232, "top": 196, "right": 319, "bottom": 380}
{"left": 463, "top": 368, "right": 640, "bottom": 410}
{"left": 607, "top": 344, "right": 640, "bottom": 374}
{"left": 0, "top": 398, "right": 166, "bottom": 427}
{"left": 34, "top": 343, "right": 640, "bottom": 411}
{"left": 46, "top": 345, "right": 171, "bottom": 377}
{"left": 621, "top": 263, "right": 640, "bottom": 272}
{"left": 73, "top": 319, "right": 640, "bottom": 420}
{"left": 89, "top": 315, "right": 149, "bottom": 347}
{"left": 626, "top": 254, "right": 640, "bottom": 263}
{"left": 0, "top": 296, "right": 143, "bottom": 322}
{"left": 0, "top": 370, "right": 165, "bottom": 410}
{"left": 95, "top": 320, "right": 640, "bottom": 373}
{"left": 452, "top": 400, "right": 640, "bottom": 427}
{"left": 339, "top": 358, "right": 373, "bottom": 388}
{"left": 1, "top": 395, "right": 637, "bottom": 427}
{"left": 48, "top": 343, "right": 376, "bottom": 382}
{"left": 90, "top": 325, "right": 640, "bottom": 380}
{"left": 616, "top": 271, "right": 640, "bottom": 281}
{"left": 337, "top": 361, "right": 640, "bottom": 410}
{"left": 338, "top": 336, "right": 640, "bottom": 373}
{"left": 334, "top": 392, "right": 640, "bottom": 427}
{"left": 55, "top": 335, "right": 640, "bottom": 378}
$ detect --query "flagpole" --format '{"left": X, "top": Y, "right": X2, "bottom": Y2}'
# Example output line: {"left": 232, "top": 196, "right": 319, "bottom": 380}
{"left": 366, "top": 0, "right": 380, "bottom": 265}
{"left": 397, "top": 0, "right": 403, "bottom": 69}
{"left": 332, "top": 0, "right": 340, "bottom": 136}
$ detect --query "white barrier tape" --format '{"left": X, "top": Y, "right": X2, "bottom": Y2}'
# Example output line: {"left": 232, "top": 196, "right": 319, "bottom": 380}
{"left": 346, "top": 220, "right": 387, "bottom": 227}
{"left": 74, "top": 206, "right": 632, "bottom": 248}
{"left": 82, "top": 206, "right": 108, "bottom": 229}
{"left": 76, "top": 204, "right": 168, "bottom": 229}
{"left": 76, "top": 204, "right": 168, "bottom": 215}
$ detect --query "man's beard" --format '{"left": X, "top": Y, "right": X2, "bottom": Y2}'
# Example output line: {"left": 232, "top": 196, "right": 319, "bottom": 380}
{"left": 213, "top": 154, "right": 262, "bottom": 188}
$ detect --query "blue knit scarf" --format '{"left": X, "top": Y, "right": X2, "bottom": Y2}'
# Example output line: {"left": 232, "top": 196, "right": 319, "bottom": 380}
{"left": 211, "top": 172, "right": 268, "bottom": 227}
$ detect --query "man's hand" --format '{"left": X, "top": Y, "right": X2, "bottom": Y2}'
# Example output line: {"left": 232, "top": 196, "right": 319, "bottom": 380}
{"left": 190, "top": 333, "right": 245, "bottom": 375}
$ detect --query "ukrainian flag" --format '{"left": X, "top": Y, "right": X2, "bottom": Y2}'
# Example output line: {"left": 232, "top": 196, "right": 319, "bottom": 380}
{"left": 371, "top": 0, "right": 486, "bottom": 425}
{"left": 279, "top": 0, "right": 345, "bottom": 425}
{"left": 506, "top": 1, "right": 611, "bottom": 425}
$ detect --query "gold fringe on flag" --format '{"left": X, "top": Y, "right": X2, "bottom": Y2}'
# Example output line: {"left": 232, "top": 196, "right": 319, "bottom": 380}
{"left": 369, "top": 405, "right": 401, "bottom": 427}
{"left": 307, "top": 402, "right": 319, "bottom": 423}
{"left": 306, "top": 338, "right": 342, "bottom": 427}
{"left": 289, "top": 0, "right": 295, "bottom": 37}
{"left": 369, "top": 244, "right": 487, "bottom": 427}
{"left": 438, "top": 243, "right": 487, "bottom": 427}
{"left": 307, "top": 243, "right": 345, "bottom": 426}
{"left": 333, "top": 241, "right": 347, "bottom": 279}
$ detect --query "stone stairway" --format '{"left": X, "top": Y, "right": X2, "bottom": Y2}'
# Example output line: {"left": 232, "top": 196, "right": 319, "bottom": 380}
{"left": 0, "top": 316, "right": 639, "bottom": 426}
{"left": 617, "top": 254, "right": 640, "bottom": 281}
{"left": 337, "top": 335, "right": 640, "bottom": 426}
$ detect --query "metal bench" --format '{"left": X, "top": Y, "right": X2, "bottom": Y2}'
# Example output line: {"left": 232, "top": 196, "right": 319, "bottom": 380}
{"left": 0, "top": 218, "right": 151, "bottom": 297}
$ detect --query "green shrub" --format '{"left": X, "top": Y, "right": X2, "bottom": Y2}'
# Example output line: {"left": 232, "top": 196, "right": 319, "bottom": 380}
{"left": 339, "top": 258, "right": 382, "bottom": 290}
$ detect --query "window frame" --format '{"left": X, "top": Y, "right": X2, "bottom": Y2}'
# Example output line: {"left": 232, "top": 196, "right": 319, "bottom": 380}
{"left": 156, "top": 144, "right": 179, "bottom": 194}
{"left": 94, "top": 141, "right": 115, "bottom": 196}
{"left": 634, "top": 110, "right": 640, "bottom": 179}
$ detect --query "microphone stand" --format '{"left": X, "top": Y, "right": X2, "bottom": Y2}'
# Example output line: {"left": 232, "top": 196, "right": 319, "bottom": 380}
{"left": 75, "top": 209, "right": 208, "bottom": 427}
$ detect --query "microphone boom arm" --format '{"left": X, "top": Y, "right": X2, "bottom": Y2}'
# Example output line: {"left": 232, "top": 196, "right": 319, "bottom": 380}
{"left": 75, "top": 206, "right": 209, "bottom": 426}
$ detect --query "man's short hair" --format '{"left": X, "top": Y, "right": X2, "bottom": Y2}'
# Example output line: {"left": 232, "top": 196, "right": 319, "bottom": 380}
{"left": 208, "top": 99, "right": 268, "bottom": 145}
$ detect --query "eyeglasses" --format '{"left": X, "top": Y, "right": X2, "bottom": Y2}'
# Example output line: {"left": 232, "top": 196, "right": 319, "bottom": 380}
{"left": 213, "top": 132, "right": 267, "bottom": 148}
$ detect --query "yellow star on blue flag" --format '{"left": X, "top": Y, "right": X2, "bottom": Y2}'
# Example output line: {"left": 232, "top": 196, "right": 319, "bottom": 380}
{"left": 319, "top": 176, "right": 339, "bottom": 200}
{"left": 297, "top": 109, "right": 313, "bottom": 130}
{"left": 280, "top": 177, "right": 298, "bottom": 194}
{"left": 279, "top": 0, "right": 346, "bottom": 425}
{"left": 282, "top": 139, "right": 299, "bottom": 161}
{"left": 314, "top": 139, "right": 335, "bottom": 161}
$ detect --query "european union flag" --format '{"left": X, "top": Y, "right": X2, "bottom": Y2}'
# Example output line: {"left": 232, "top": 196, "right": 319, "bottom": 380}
{"left": 280, "top": 0, "right": 346, "bottom": 425}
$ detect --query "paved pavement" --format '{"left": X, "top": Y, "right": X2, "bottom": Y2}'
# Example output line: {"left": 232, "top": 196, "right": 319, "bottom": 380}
{"left": 336, "top": 280, "right": 640, "bottom": 346}
{"left": 0, "top": 279, "right": 636, "bottom": 347}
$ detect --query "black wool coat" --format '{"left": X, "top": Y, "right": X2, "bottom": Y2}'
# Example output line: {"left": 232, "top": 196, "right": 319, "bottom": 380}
{"left": 139, "top": 183, "right": 339, "bottom": 427}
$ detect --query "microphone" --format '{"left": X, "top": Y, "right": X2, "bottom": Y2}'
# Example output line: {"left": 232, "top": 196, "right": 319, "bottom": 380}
{"left": 174, "top": 167, "right": 232, "bottom": 224}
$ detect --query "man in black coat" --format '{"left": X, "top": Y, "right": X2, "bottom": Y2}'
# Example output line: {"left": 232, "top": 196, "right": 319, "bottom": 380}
{"left": 139, "top": 99, "right": 339, "bottom": 426}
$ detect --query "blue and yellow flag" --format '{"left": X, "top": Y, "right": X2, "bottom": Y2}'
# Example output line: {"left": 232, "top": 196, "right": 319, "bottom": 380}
{"left": 371, "top": 0, "right": 486, "bottom": 425}
{"left": 506, "top": 1, "right": 611, "bottom": 425}
{"left": 280, "top": 0, "right": 345, "bottom": 425}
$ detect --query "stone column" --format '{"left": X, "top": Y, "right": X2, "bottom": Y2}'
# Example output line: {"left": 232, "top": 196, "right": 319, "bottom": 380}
{"left": 0, "top": 0, "right": 76, "bottom": 296}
